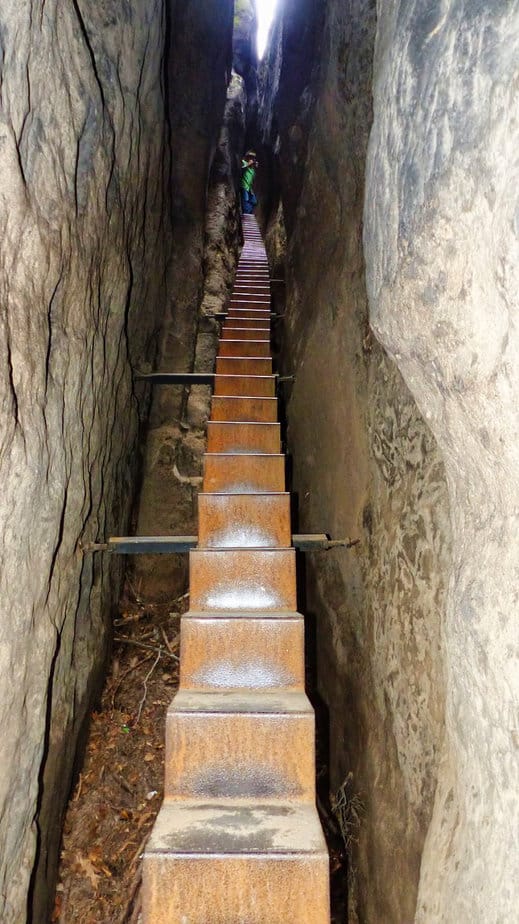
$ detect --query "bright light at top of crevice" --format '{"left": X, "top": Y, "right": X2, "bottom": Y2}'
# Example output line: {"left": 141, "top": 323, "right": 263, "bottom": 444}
{"left": 256, "top": 0, "right": 278, "bottom": 59}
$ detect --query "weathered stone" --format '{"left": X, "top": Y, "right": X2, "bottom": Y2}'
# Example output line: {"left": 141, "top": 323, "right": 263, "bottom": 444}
{"left": 186, "top": 74, "right": 247, "bottom": 431}
{"left": 233, "top": 0, "right": 258, "bottom": 122}
{"left": 365, "top": 3, "right": 519, "bottom": 920}
{"left": 0, "top": 2, "right": 171, "bottom": 920}
{"left": 259, "top": 1, "right": 452, "bottom": 920}
{"left": 134, "top": 0, "right": 234, "bottom": 598}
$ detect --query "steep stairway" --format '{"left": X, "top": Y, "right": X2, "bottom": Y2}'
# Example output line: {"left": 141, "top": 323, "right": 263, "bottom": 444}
{"left": 142, "top": 215, "right": 331, "bottom": 923}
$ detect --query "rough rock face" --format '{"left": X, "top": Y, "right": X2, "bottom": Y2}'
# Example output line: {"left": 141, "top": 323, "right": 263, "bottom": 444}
{"left": 259, "top": 2, "right": 452, "bottom": 920}
{"left": 233, "top": 0, "right": 258, "bottom": 110}
{"left": 0, "top": 3, "right": 172, "bottom": 920}
{"left": 186, "top": 73, "right": 247, "bottom": 431}
{"left": 365, "top": 4, "right": 519, "bottom": 921}
{"left": 134, "top": 0, "right": 234, "bottom": 599}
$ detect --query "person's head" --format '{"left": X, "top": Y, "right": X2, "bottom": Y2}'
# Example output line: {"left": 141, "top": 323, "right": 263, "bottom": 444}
{"left": 245, "top": 150, "right": 258, "bottom": 166}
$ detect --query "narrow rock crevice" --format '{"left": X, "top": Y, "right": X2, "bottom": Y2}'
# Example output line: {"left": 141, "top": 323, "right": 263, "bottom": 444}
{"left": 0, "top": 2, "right": 518, "bottom": 923}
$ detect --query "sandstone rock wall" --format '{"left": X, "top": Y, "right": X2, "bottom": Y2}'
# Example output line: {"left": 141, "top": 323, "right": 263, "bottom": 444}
{"left": 365, "top": 3, "right": 519, "bottom": 920}
{"left": 233, "top": 0, "right": 258, "bottom": 119}
{"left": 0, "top": 3, "right": 172, "bottom": 920}
{"left": 186, "top": 74, "right": 247, "bottom": 431}
{"left": 259, "top": 2, "right": 452, "bottom": 920}
{"left": 134, "top": 0, "right": 235, "bottom": 599}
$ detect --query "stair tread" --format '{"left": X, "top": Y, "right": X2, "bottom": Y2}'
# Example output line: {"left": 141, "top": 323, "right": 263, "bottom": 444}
{"left": 171, "top": 690, "right": 311, "bottom": 715}
{"left": 145, "top": 801, "right": 327, "bottom": 856}
{"left": 185, "top": 608, "right": 303, "bottom": 620}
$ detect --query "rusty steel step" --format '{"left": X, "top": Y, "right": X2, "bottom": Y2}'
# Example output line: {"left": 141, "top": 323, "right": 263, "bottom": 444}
{"left": 235, "top": 275, "right": 270, "bottom": 281}
{"left": 202, "top": 453, "right": 286, "bottom": 493}
{"left": 218, "top": 339, "right": 271, "bottom": 358}
{"left": 225, "top": 316, "right": 271, "bottom": 326}
{"left": 206, "top": 421, "right": 281, "bottom": 453}
{"left": 179, "top": 611, "right": 305, "bottom": 691}
{"left": 221, "top": 326, "right": 270, "bottom": 340}
{"left": 215, "top": 357, "right": 273, "bottom": 376}
{"left": 226, "top": 305, "right": 271, "bottom": 314}
{"left": 234, "top": 274, "right": 270, "bottom": 279}
{"left": 225, "top": 313, "right": 271, "bottom": 324}
{"left": 198, "top": 493, "right": 291, "bottom": 547}
{"left": 164, "top": 690, "right": 315, "bottom": 802}
{"left": 222, "top": 317, "right": 272, "bottom": 329}
{"left": 233, "top": 288, "right": 271, "bottom": 296}
{"left": 189, "top": 548, "right": 297, "bottom": 611}
{"left": 210, "top": 396, "right": 278, "bottom": 422}
{"left": 224, "top": 310, "right": 271, "bottom": 318}
{"left": 143, "top": 802, "right": 329, "bottom": 924}
{"left": 230, "top": 295, "right": 270, "bottom": 303}
{"left": 213, "top": 375, "right": 276, "bottom": 397}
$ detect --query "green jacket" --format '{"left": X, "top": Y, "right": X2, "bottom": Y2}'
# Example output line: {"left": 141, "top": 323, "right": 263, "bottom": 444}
{"left": 241, "top": 163, "right": 255, "bottom": 192}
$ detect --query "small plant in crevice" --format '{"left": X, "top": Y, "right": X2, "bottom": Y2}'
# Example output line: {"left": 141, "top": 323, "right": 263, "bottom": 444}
{"left": 331, "top": 772, "right": 365, "bottom": 853}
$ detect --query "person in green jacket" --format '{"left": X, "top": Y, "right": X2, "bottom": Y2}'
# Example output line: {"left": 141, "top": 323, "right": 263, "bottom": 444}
{"left": 241, "top": 150, "right": 258, "bottom": 214}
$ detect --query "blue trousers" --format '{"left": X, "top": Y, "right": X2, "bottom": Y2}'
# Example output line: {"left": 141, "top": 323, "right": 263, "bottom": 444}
{"left": 241, "top": 189, "right": 257, "bottom": 214}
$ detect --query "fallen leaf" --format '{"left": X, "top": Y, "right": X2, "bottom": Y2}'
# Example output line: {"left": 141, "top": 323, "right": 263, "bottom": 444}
{"left": 77, "top": 856, "right": 100, "bottom": 891}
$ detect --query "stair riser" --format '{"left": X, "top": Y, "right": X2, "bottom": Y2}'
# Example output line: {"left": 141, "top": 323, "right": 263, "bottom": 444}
{"left": 179, "top": 616, "right": 305, "bottom": 692}
{"left": 225, "top": 315, "right": 271, "bottom": 324}
{"left": 202, "top": 454, "right": 285, "bottom": 493}
{"left": 221, "top": 327, "right": 270, "bottom": 340}
{"left": 164, "top": 710, "right": 315, "bottom": 801}
{"left": 210, "top": 396, "right": 278, "bottom": 422}
{"left": 233, "top": 290, "right": 271, "bottom": 297}
{"left": 198, "top": 493, "right": 291, "bottom": 548}
{"left": 230, "top": 301, "right": 271, "bottom": 310}
{"left": 221, "top": 318, "right": 271, "bottom": 330}
{"left": 218, "top": 341, "right": 271, "bottom": 358}
{"left": 213, "top": 376, "right": 276, "bottom": 397}
{"left": 216, "top": 358, "right": 272, "bottom": 376}
{"left": 143, "top": 855, "right": 330, "bottom": 924}
{"left": 189, "top": 549, "right": 297, "bottom": 612}
{"left": 206, "top": 421, "right": 280, "bottom": 454}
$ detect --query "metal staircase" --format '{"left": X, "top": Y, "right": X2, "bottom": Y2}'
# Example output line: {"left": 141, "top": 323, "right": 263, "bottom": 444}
{"left": 142, "top": 214, "right": 331, "bottom": 923}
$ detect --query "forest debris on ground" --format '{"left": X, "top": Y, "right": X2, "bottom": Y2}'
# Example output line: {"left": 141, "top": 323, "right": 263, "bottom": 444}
{"left": 54, "top": 583, "right": 184, "bottom": 923}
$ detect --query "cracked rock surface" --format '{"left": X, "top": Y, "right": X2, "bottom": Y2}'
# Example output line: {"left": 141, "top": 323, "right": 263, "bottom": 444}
{"left": 0, "top": 2, "right": 171, "bottom": 919}
{"left": 259, "top": 2, "right": 451, "bottom": 921}
{"left": 366, "top": 3, "right": 519, "bottom": 921}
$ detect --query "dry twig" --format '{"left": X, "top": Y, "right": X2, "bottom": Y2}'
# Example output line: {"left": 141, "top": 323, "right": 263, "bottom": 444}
{"left": 331, "top": 772, "right": 365, "bottom": 852}
{"left": 134, "top": 649, "right": 162, "bottom": 726}
{"left": 114, "top": 636, "right": 178, "bottom": 660}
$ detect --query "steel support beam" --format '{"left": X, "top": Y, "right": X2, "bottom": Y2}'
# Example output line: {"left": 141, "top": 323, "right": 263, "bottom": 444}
{"left": 82, "top": 535, "right": 359, "bottom": 554}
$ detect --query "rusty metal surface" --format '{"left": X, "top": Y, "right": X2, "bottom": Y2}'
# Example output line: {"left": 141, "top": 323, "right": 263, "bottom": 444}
{"left": 215, "top": 356, "right": 273, "bottom": 376}
{"left": 189, "top": 548, "right": 297, "bottom": 611}
{"left": 143, "top": 804, "right": 330, "bottom": 923}
{"left": 142, "top": 213, "right": 330, "bottom": 923}
{"left": 164, "top": 690, "right": 315, "bottom": 802}
{"left": 179, "top": 614, "right": 305, "bottom": 691}
{"left": 213, "top": 375, "right": 276, "bottom": 397}
{"left": 221, "top": 326, "right": 270, "bottom": 340}
{"left": 198, "top": 493, "right": 291, "bottom": 547}
{"left": 202, "top": 453, "right": 286, "bottom": 492}
{"left": 222, "top": 317, "right": 271, "bottom": 329}
{"left": 218, "top": 339, "right": 271, "bottom": 358}
{"left": 206, "top": 421, "right": 281, "bottom": 454}
{"left": 210, "top": 396, "right": 278, "bottom": 422}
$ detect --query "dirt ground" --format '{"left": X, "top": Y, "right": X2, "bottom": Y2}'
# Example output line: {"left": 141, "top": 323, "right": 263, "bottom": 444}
{"left": 54, "top": 578, "right": 348, "bottom": 924}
